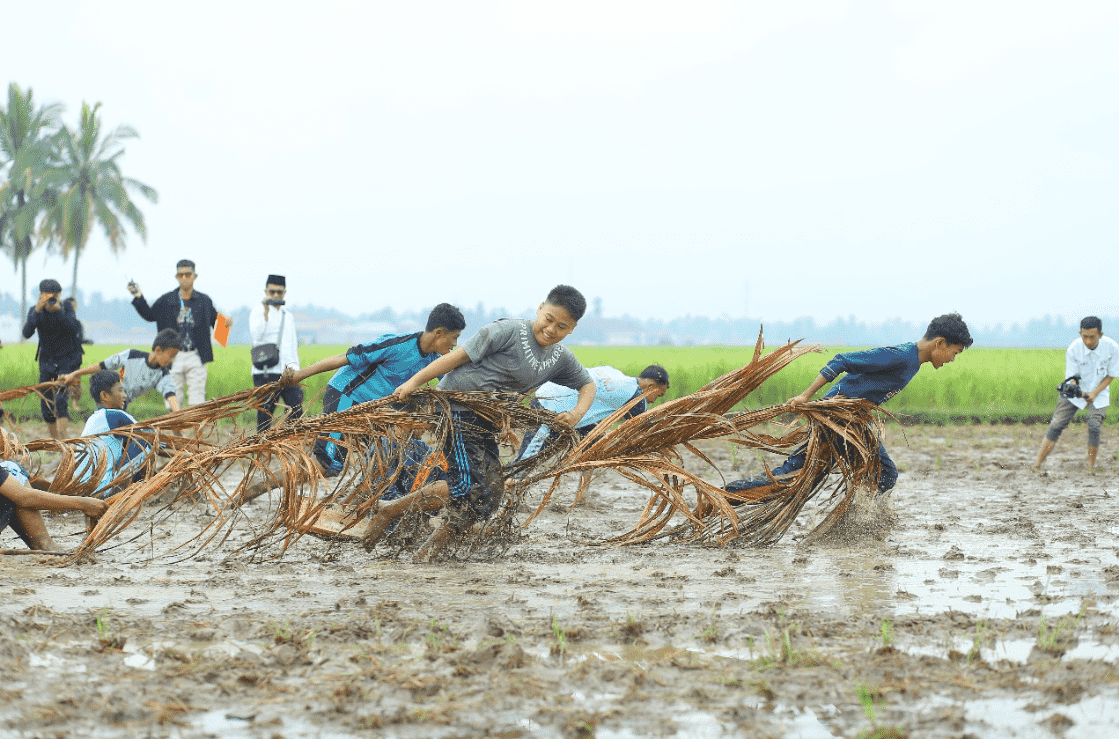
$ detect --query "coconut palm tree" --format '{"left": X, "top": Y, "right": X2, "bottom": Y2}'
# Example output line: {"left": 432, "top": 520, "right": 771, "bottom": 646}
{"left": 40, "top": 101, "right": 157, "bottom": 301}
{"left": 0, "top": 83, "right": 63, "bottom": 322}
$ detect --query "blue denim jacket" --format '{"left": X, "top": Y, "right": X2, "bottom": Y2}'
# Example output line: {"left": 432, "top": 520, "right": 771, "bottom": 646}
{"left": 820, "top": 342, "right": 921, "bottom": 406}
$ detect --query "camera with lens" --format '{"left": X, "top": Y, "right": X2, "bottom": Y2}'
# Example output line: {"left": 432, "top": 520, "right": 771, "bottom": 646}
{"left": 46, "top": 296, "right": 57, "bottom": 306}
{"left": 1058, "top": 374, "right": 1085, "bottom": 399}
{"left": 264, "top": 298, "right": 286, "bottom": 307}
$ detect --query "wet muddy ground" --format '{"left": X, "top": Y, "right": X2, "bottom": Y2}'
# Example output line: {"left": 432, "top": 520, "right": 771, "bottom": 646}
{"left": 2, "top": 422, "right": 1118, "bottom": 738}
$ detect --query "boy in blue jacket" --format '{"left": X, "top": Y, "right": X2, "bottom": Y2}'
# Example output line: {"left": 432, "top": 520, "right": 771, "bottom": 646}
{"left": 282, "top": 303, "right": 465, "bottom": 475}
{"left": 724, "top": 313, "right": 973, "bottom": 500}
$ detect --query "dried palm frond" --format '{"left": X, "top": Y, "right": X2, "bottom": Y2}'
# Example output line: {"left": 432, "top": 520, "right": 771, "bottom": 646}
{"left": 510, "top": 331, "right": 884, "bottom": 547}
{"left": 29, "top": 331, "right": 884, "bottom": 562}
{"left": 64, "top": 386, "right": 574, "bottom": 562}
{"left": 0, "top": 380, "right": 65, "bottom": 404}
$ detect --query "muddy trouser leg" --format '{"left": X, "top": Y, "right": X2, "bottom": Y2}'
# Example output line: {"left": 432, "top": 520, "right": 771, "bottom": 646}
{"left": 1044, "top": 396, "right": 1079, "bottom": 443}
{"left": 724, "top": 446, "right": 810, "bottom": 500}
{"left": 1087, "top": 403, "right": 1106, "bottom": 448}
{"left": 875, "top": 443, "right": 898, "bottom": 496}
{"left": 253, "top": 373, "right": 281, "bottom": 432}
{"left": 445, "top": 411, "right": 503, "bottom": 523}
{"left": 39, "top": 365, "right": 70, "bottom": 424}
{"left": 0, "top": 495, "right": 34, "bottom": 548}
{"left": 312, "top": 387, "right": 351, "bottom": 475}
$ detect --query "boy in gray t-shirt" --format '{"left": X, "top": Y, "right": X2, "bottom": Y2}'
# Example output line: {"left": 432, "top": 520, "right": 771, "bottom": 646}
{"left": 376, "top": 285, "right": 596, "bottom": 561}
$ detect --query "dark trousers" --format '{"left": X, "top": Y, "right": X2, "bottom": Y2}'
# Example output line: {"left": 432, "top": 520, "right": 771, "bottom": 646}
{"left": 725, "top": 435, "right": 898, "bottom": 498}
{"left": 445, "top": 410, "right": 504, "bottom": 520}
{"left": 252, "top": 373, "right": 305, "bottom": 433}
{"left": 312, "top": 386, "right": 350, "bottom": 474}
{"left": 39, "top": 363, "right": 76, "bottom": 423}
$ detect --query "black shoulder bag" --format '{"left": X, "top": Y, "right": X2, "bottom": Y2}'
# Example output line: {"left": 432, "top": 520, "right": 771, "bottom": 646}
{"left": 251, "top": 310, "right": 285, "bottom": 370}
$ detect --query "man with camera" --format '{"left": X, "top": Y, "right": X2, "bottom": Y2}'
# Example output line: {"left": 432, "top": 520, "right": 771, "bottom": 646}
{"left": 1035, "top": 316, "right": 1119, "bottom": 470}
{"left": 21, "top": 279, "right": 84, "bottom": 439}
{"left": 249, "top": 275, "right": 302, "bottom": 432}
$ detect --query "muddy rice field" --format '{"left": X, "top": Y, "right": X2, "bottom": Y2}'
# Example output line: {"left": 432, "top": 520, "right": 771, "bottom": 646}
{"left": 2, "top": 421, "right": 1118, "bottom": 738}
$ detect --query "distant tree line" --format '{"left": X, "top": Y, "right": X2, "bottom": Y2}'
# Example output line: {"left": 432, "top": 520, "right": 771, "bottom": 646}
{"left": 1, "top": 290, "right": 1108, "bottom": 349}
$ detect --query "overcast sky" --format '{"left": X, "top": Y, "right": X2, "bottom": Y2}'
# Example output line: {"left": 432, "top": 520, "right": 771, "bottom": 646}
{"left": 4, "top": 1, "right": 1117, "bottom": 327}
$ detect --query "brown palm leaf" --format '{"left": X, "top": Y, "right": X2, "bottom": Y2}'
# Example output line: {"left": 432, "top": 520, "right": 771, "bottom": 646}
{"left": 513, "top": 331, "right": 884, "bottom": 547}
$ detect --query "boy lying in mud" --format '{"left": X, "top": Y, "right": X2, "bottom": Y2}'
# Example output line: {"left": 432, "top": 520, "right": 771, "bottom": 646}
{"left": 374, "top": 285, "right": 597, "bottom": 562}
{"left": 723, "top": 312, "right": 973, "bottom": 502}
{"left": 1, "top": 432, "right": 108, "bottom": 551}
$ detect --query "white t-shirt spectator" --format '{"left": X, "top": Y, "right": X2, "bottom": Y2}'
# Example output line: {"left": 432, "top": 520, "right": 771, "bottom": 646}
{"left": 1065, "top": 335, "right": 1119, "bottom": 409}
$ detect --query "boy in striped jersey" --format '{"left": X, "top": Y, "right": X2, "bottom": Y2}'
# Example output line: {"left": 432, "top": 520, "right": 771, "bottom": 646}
{"left": 62, "top": 329, "right": 182, "bottom": 414}
{"left": 281, "top": 303, "right": 466, "bottom": 475}
{"left": 75, "top": 370, "right": 154, "bottom": 499}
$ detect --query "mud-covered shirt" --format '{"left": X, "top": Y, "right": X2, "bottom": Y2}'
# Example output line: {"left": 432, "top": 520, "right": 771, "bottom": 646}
{"left": 819, "top": 343, "right": 921, "bottom": 406}
{"left": 438, "top": 319, "right": 591, "bottom": 407}
{"left": 535, "top": 366, "right": 645, "bottom": 428}
{"left": 100, "top": 349, "right": 178, "bottom": 404}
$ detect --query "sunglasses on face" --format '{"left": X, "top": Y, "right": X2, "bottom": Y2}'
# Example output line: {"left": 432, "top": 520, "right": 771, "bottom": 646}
{"left": 267, "top": 289, "right": 286, "bottom": 296}
{"left": 176, "top": 272, "right": 194, "bottom": 278}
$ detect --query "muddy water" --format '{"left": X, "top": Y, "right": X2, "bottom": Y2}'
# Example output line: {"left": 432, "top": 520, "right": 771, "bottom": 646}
{"left": 2, "top": 424, "right": 1118, "bottom": 738}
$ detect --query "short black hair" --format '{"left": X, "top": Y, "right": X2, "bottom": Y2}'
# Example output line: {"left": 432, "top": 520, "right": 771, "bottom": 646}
{"left": 426, "top": 303, "right": 466, "bottom": 332}
{"left": 176, "top": 259, "right": 196, "bottom": 272}
{"left": 1081, "top": 316, "right": 1103, "bottom": 332}
{"left": 545, "top": 285, "right": 587, "bottom": 321}
{"left": 90, "top": 370, "right": 121, "bottom": 405}
{"left": 639, "top": 365, "right": 670, "bottom": 387}
{"left": 924, "top": 312, "right": 973, "bottom": 348}
{"left": 152, "top": 329, "right": 181, "bottom": 351}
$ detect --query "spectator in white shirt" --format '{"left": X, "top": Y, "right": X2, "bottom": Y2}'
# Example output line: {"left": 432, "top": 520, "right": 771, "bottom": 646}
{"left": 249, "top": 275, "right": 302, "bottom": 432}
{"left": 1035, "top": 316, "right": 1119, "bottom": 470}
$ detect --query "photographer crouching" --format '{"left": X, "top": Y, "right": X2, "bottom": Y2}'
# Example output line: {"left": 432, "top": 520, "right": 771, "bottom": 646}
{"left": 21, "top": 279, "right": 83, "bottom": 439}
{"left": 1035, "top": 316, "right": 1119, "bottom": 470}
{"left": 249, "top": 275, "right": 303, "bottom": 432}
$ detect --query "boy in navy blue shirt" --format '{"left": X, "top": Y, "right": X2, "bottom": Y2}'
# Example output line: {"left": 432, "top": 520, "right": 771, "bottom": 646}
{"left": 282, "top": 303, "right": 465, "bottom": 475}
{"left": 725, "top": 313, "right": 973, "bottom": 500}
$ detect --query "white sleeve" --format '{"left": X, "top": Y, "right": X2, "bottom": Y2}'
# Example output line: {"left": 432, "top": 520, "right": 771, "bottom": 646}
{"left": 249, "top": 304, "right": 268, "bottom": 345}
{"left": 1065, "top": 343, "right": 1079, "bottom": 379}
{"left": 282, "top": 309, "right": 300, "bottom": 371}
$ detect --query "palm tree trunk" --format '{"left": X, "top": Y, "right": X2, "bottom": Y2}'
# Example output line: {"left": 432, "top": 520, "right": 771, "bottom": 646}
{"left": 70, "top": 247, "right": 80, "bottom": 304}
{"left": 19, "top": 255, "right": 27, "bottom": 343}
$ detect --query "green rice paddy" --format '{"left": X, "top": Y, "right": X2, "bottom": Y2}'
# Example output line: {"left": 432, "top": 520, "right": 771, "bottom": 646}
{"left": 0, "top": 342, "right": 1096, "bottom": 425}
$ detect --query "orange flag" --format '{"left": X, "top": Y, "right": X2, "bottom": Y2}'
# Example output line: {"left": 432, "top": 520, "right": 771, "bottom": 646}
{"left": 213, "top": 313, "right": 230, "bottom": 347}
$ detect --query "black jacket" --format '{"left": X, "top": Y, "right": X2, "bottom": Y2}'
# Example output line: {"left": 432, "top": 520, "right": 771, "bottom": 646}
{"left": 23, "top": 303, "right": 84, "bottom": 373}
{"left": 132, "top": 289, "right": 219, "bottom": 363}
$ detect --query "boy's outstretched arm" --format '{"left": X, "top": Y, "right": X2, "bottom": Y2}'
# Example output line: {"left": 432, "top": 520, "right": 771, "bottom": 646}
{"left": 555, "top": 381, "right": 596, "bottom": 428}
{"left": 786, "top": 374, "right": 831, "bottom": 407}
{"left": 60, "top": 360, "right": 106, "bottom": 386}
{"left": 1, "top": 476, "right": 108, "bottom": 518}
{"left": 394, "top": 348, "right": 471, "bottom": 401}
{"left": 281, "top": 354, "right": 348, "bottom": 385}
